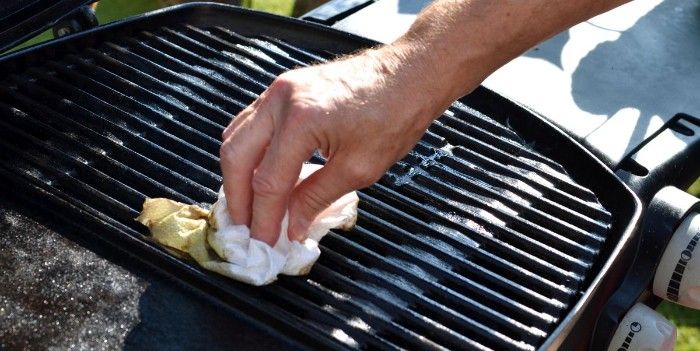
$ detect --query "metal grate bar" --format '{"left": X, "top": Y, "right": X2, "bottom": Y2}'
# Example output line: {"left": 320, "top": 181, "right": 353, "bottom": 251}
{"left": 428, "top": 121, "right": 594, "bottom": 203}
{"left": 435, "top": 114, "right": 565, "bottom": 176}
{"left": 446, "top": 102, "right": 522, "bottom": 143}
{"left": 82, "top": 47, "right": 235, "bottom": 126}
{"left": 303, "top": 266, "right": 451, "bottom": 351}
{"left": 44, "top": 60, "right": 224, "bottom": 147}
{"left": 180, "top": 25, "right": 290, "bottom": 75}
{"left": 61, "top": 53, "right": 226, "bottom": 139}
{"left": 411, "top": 133, "right": 609, "bottom": 241}
{"left": 210, "top": 26, "right": 310, "bottom": 68}
{"left": 423, "top": 155, "right": 607, "bottom": 244}
{"left": 140, "top": 29, "right": 269, "bottom": 93}
{"left": 322, "top": 231, "right": 536, "bottom": 351}
{"left": 0, "top": 102, "right": 193, "bottom": 204}
{"left": 317, "top": 247, "right": 495, "bottom": 351}
{"left": 9, "top": 73, "right": 222, "bottom": 187}
{"left": 101, "top": 41, "right": 248, "bottom": 114}
{"left": 26, "top": 66, "right": 221, "bottom": 172}
{"left": 348, "top": 222, "right": 549, "bottom": 342}
{"left": 379, "top": 179, "right": 584, "bottom": 285}
{"left": 0, "top": 84, "right": 217, "bottom": 202}
{"left": 355, "top": 207, "right": 558, "bottom": 326}
{"left": 412, "top": 169, "right": 598, "bottom": 261}
{"left": 436, "top": 148, "right": 609, "bottom": 236}
{"left": 361, "top": 185, "right": 574, "bottom": 312}
{"left": 0, "top": 133, "right": 140, "bottom": 226}
{"left": 448, "top": 140, "right": 610, "bottom": 222}
{"left": 154, "top": 27, "right": 276, "bottom": 85}
{"left": 260, "top": 35, "right": 330, "bottom": 63}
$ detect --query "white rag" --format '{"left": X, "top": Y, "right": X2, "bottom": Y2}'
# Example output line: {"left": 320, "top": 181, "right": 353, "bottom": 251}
{"left": 137, "top": 163, "right": 359, "bottom": 286}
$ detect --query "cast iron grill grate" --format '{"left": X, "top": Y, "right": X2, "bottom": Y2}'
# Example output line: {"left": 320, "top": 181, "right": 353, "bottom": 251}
{"left": 0, "top": 23, "right": 612, "bottom": 351}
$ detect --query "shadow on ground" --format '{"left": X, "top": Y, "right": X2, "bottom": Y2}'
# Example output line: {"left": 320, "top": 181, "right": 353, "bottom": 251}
{"left": 522, "top": 0, "right": 700, "bottom": 155}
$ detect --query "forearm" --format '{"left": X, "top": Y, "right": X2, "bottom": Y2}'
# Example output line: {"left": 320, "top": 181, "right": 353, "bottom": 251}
{"left": 220, "top": 0, "right": 630, "bottom": 244}
{"left": 369, "top": 0, "right": 629, "bottom": 120}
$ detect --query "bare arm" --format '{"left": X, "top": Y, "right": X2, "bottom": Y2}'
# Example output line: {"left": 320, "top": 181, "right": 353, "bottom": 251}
{"left": 394, "top": 0, "right": 629, "bottom": 104}
{"left": 220, "top": 0, "right": 629, "bottom": 245}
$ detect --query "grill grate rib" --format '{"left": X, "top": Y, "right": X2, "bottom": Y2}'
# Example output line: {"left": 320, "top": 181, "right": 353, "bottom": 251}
{"left": 0, "top": 23, "right": 613, "bottom": 351}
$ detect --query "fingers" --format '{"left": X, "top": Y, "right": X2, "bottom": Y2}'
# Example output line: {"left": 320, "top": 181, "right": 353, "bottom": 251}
{"left": 249, "top": 120, "right": 315, "bottom": 245}
{"left": 222, "top": 108, "right": 249, "bottom": 141}
{"left": 287, "top": 159, "right": 374, "bottom": 242}
{"left": 222, "top": 94, "right": 262, "bottom": 141}
{"left": 219, "top": 104, "right": 275, "bottom": 227}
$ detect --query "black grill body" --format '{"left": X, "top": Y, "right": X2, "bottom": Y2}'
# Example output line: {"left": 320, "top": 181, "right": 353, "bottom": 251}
{"left": 0, "top": 4, "right": 642, "bottom": 350}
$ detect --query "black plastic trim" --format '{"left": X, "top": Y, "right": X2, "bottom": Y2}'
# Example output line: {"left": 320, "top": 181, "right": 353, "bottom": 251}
{"left": 589, "top": 186, "right": 700, "bottom": 351}
{"left": 616, "top": 113, "right": 700, "bottom": 205}
{"left": 300, "top": 0, "right": 376, "bottom": 24}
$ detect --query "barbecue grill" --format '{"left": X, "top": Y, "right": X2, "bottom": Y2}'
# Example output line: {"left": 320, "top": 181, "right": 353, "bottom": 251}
{"left": 1, "top": 2, "right": 699, "bottom": 350}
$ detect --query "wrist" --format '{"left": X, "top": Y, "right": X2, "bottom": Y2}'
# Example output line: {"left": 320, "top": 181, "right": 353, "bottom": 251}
{"left": 375, "top": 29, "right": 498, "bottom": 111}
{"left": 363, "top": 41, "right": 463, "bottom": 125}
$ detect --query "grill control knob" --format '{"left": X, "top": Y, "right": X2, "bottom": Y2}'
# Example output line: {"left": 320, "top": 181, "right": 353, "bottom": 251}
{"left": 606, "top": 303, "right": 676, "bottom": 351}
{"left": 653, "top": 212, "right": 700, "bottom": 309}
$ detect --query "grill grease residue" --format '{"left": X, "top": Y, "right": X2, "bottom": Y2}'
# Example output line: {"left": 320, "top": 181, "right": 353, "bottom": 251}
{"left": 0, "top": 207, "right": 145, "bottom": 350}
{"left": 0, "top": 22, "right": 613, "bottom": 351}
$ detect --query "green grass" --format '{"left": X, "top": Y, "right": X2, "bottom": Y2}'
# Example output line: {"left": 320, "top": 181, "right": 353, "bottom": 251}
{"left": 690, "top": 178, "right": 700, "bottom": 196}
{"left": 244, "top": 0, "right": 295, "bottom": 15}
{"left": 11, "top": 0, "right": 294, "bottom": 52}
{"left": 94, "top": 0, "right": 165, "bottom": 23}
{"left": 658, "top": 302, "right": 700, "bottom": 351}
{"left": 6, "top": 0, "right": 700, "bottom": 348}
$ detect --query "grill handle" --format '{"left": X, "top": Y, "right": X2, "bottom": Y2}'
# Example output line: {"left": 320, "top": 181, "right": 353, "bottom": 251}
{"left": 299, "top": 0, "right": 376, "bottom": 24}
{"left": 613, "top": 113, "right": 700, "bottom": 205}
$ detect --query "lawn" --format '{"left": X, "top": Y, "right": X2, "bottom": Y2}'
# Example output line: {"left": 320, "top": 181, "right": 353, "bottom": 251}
{"left": 243, "top": 0, "right": 295, "bottom": 15}
{"left": 11, "top": 0, "right": 295, "bottom": 51}
{"left": 6, "top": 0, "right": 700, "bottom": 348}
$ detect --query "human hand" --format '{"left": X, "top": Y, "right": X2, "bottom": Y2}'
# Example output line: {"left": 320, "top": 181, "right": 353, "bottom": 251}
{"left": 219, "top": 44, "right": 458, "bottom": 245}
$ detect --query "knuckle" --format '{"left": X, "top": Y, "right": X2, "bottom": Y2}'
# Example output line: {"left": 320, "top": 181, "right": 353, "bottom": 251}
{"left": 296, "top": 188, "right": 330, "bottom": 214}
{"left": 285, "top": 103, "right": 312, "bottom": 125}
{"left": 346, "top": 164, "right": 381, "bottom": 188}
{"left": 221, "top": 128, "right": 231, "bottom": 141}
{"left": 270, "top": 73, "right": 296, "bottom": 92}
{"left": 252, "top": 173, "right": 284, "bottom": 198}
{"left": 219, "top": 140, "right": 238, "bottom": 160}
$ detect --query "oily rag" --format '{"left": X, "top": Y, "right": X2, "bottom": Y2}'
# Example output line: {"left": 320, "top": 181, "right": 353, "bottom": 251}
{"left": 136, "top": 163, "right": 359, "bottom": 286}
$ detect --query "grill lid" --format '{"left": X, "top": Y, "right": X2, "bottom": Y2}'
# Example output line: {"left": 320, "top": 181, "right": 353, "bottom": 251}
{"left": 0, "top": 3, "right": 642, "bottom": 350}
{"left": 0, "top": 0, "right": 94, "bottom": 54}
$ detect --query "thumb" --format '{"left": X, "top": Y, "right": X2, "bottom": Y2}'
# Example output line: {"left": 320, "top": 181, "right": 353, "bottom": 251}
{"left": 288, "top": 161, "right": 366, "bottom": 242}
